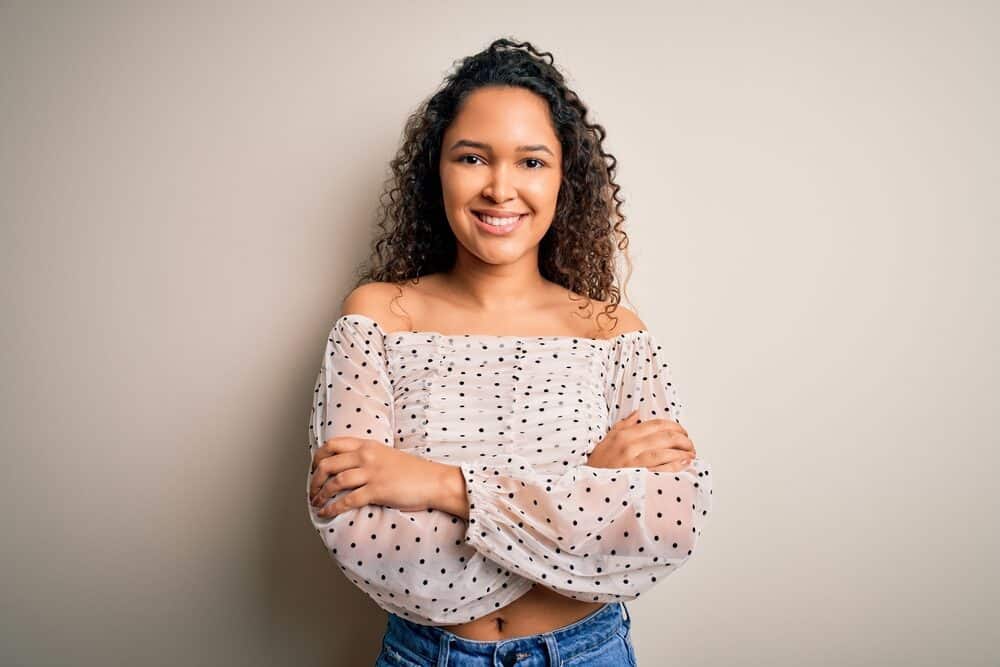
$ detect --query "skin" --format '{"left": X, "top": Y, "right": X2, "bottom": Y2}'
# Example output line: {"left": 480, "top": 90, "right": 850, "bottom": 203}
{"left": 308, "top": 86, "right": 697, "bottom": 641}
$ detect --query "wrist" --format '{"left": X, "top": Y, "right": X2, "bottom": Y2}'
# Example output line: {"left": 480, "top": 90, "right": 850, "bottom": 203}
{"left": 433, "top": 463, "right": 469, "bottom": 520}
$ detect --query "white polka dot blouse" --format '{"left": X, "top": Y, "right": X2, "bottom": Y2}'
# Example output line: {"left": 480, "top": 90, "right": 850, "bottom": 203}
{"left": 307, "top": 313, "right": 713, "bottom": 626}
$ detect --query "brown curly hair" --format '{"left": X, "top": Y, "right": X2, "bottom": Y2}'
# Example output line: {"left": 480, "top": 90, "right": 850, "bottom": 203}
{"left": 352, "top": 37, "right": 635, "bottom": 333}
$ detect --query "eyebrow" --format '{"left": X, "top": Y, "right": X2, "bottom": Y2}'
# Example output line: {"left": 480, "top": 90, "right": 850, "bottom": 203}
{"left": 448, "top": 139, "right": 555, "bottom": 156}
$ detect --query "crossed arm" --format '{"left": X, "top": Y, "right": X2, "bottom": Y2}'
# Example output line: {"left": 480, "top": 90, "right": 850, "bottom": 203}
{"left": 308, "top": 306, "right": 712, "bottom": 608}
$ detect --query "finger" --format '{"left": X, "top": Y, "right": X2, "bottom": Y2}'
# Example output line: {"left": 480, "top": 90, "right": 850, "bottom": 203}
{"left": 309, "top": 451, "right": 362, "bottom": 498}
{"left": 311, "top": 472, "right": 345, "bottom": 509}
{"left": 310, "top": 435, "right": 365, "bottom": 477}
{"left": 624, "top": 430, "right": 695, "bottom": 458}
{"left": 310, "top": 437, "right": 349, "bottom": 473}
{"left": 309, "top": 452, "right": 353, "bottom": 499}
{"left": 619, "top": 416, "right": 688, "bottom": 438}
{"left": 648, "top": 449, "right": 696, "bottom": 471}
{"left": 317, "top": 485, "right": 368, "bottom": 519}
{"left": 324, "top": 435, "right": 362, "bottom": 448}
{"left": 649, "top": 458, "right": 693, "bottom": 473}
{"left": 312, "top": 466, "right": 367, "bottom": 509}
{"left": 612, "top": 410, "right": 640, "bottom": 430}
{"left": 320, "top": 435, "right": 366, "bottom": 457}
{"left": 634, "top": 446, "right": 692, "bottom": 469}
{"left": 310, "top": 442, "right": 328, "bottom": 474}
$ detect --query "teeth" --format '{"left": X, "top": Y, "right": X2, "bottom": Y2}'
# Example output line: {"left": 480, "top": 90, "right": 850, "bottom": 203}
{"left": 478, "top": 213, "right": 522, "bottom": 227}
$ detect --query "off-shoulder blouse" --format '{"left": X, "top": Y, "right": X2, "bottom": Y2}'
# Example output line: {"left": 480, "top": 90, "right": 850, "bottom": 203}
{"left": 306, "top": 313, "right": 713, "bottom": 626}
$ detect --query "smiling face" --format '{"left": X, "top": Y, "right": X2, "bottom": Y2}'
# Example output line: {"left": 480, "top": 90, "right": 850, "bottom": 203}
{"left": 439, "top": 86, "right": 563, "bottom": 267}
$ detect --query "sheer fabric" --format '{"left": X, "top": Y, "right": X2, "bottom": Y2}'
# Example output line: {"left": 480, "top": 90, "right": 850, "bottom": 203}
{"left": 306, "top": 314, "right": 712, "bottom": 626}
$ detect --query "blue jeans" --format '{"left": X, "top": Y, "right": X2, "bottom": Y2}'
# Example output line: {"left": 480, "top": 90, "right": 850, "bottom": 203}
{"left": 375, "top": 601, "right": 637, "bottom": 666}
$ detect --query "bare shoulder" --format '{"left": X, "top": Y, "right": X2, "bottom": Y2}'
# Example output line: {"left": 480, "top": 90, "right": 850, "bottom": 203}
{"left": 589, "top": 299, "right": 647, "bottom": 339}
{"left": 606, "top": 302, "right": 646, "bottom": 336}
{"left": 559, "top": 286, "right": 647, "bottom": 339}
{"left": 339, "top": 281, "right": 411, "bottom": 332}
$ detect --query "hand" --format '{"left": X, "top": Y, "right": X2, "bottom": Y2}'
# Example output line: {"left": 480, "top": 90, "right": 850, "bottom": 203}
{"left": 308, "top": 437, "right": 446, "bottom": 519}
{"left": 587, "top": 410, "right": 697, "bottom": 473}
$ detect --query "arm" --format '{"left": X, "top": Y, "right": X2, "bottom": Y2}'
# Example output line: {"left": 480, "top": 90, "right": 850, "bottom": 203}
{"left": 447, "top": 328, "right": 713, "bottom": 603}
{"left": 306, "top": 302, "right": 523, "bottom": 624}
{"left": 434, "top": 464, "right": 470, "bottom": 520}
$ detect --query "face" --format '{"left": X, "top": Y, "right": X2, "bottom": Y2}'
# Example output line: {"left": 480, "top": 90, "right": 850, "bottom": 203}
{"left": 439, "top": 86, "right": 563, "bottom": 267}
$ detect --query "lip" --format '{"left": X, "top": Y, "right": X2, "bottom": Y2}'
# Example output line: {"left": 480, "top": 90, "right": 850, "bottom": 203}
{"left": 471, "top": 210, "right": 527, "bottom": 236}
{"left": 473, "top": 208, "right": 529, "bottom": 218}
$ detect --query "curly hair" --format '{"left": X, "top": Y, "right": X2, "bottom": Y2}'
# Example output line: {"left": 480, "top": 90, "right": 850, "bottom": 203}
{"left": 352, "top": 36, "right": 635, "bottom": 333}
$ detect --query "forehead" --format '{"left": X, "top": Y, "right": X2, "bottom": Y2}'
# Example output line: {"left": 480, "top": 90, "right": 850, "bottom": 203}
{"left": 445, "top": 87, "right": 559, "bottom": 149}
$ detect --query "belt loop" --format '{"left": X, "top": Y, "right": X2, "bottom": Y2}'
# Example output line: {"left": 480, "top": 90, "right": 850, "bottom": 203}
{"left": 437, "top": 633, "right": 451, "bottom": 667}
{"left": 543, "top": 632, "right": 561, "bottom": 666}
{"left": 621, "top": 602, "right": 630, "bottom": 622}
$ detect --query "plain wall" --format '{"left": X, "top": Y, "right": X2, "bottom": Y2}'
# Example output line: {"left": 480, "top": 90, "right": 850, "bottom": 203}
{"left": 2, "top": 1, "right": 997, "bottom": 665}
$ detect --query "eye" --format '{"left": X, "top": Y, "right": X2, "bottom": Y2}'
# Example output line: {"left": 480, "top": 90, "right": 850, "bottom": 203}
{"left": 458, "top": 154, "right": 483, "bottom": 165}
{"left": 523, "top": 158, "right": 545, "bottom": 169}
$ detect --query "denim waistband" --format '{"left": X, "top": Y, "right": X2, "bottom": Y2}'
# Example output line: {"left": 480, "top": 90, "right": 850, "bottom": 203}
{"left": 384, "top": 601, "right": 631, "bottom": 665}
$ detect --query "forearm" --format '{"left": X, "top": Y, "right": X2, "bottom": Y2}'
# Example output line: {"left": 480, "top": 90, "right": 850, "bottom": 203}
{"left": 455, "top": 459, "right": 713, "bottom": 596}
{"left": 432, "top": 463, "right": 469, "bottom": 520}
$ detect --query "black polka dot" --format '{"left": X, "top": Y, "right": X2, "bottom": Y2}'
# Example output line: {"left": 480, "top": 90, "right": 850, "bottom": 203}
{"left": 305, "top": 313, "right": 712, "bottom": 625}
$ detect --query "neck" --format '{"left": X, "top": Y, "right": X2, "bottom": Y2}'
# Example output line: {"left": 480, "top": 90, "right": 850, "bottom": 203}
{"left": 443, "top": 249, "right": 550, "bottom": 311}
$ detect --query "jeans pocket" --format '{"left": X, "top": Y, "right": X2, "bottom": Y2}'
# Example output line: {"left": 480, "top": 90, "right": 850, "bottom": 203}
{"left": 616, "top": 625, "right": 638, "bottom": 666}
{"left": 375, "top": 639, "right": 426, "bottom": 667}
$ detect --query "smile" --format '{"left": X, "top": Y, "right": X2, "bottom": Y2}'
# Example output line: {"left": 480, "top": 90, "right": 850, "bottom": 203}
{"left": 472, "top": 211, "right": 527, "bottom": 235}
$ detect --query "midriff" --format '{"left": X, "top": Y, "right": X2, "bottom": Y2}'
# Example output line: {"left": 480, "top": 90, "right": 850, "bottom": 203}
{"left": 440, "top": 583, "right": 606, "bottom": 640}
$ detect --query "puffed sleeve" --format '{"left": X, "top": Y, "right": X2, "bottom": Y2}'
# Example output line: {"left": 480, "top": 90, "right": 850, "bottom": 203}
{"left": 307, "top": 315, "right": 518, "bottom": 624}
{"left": 458, "top": 330, "right": 713, "bottom": 602}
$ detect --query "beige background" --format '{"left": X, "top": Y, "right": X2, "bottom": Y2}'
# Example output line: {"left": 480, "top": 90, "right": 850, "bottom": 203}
{"left": 2, "top": 1, "right": 997, "bottom": 665}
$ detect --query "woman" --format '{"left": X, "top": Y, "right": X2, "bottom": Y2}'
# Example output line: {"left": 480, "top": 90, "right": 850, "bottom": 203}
{"left": 307, "top": 38, "right": 713, "bottom": 666}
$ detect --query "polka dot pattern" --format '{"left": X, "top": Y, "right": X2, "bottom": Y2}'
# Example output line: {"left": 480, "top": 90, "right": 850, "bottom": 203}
{"left": 307, "top": 314, "right": 713, "bottom": 626}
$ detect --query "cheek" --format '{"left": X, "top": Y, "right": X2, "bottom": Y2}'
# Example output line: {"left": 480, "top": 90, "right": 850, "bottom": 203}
{"left": 440, "top": 167, "right": 478, "bottom": 202}
{"left": 524, "top": 176, "right": 561, "bottom": 208}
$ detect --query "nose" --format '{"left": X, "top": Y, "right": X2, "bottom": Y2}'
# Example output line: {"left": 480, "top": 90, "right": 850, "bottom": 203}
{"left": 483, "top": 163, "right": 515, "bottom": 203}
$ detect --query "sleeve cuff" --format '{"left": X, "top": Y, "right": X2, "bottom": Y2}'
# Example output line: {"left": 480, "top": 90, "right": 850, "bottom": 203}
{"left": 458, "top": 462, "right": 494, "bottom": 555}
